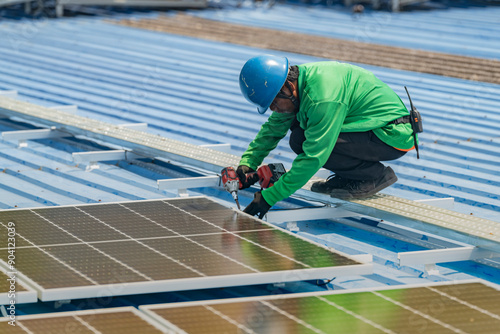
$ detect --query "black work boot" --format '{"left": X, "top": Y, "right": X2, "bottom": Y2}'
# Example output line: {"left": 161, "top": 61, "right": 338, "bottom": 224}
{"left": 311, "top": 174, "right": 351, "bottom": 194}
{"left": 330, "top": 167, "right": 398, "bottom": 200}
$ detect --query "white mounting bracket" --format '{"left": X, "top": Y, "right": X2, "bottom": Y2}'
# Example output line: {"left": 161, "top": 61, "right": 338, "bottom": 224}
{"left": 118, "top": 123, "right": 148, "bottom": 132}
{"left": 72, "top": 150, "right": 141, "bottom": 171}
{"left": 2, "top": 127, "right": 68, "bottom": 148}
{"left": 424, "top": 263, "right": 440, "bottom": 276}
{"left": 0, "top": 306, "right": 8, "bottom": 318}
{"left": 286, "top": 221, "right": 300, "bottom": 232}
{"left": 416, "top": 197, "right": 455, "bottom": 210}
{"left": 265, "top": 206, "right": 362, "bottom": 224}
{"left": 0, "top": 90, "right": 18, "bottom": 99}
{"left": 157, "top": 175, "right": 220, "bottom": 197}
{"left": 350, "top": 253, "right": 373, "bottom": 264}
{"left": 54, "top": 299, "right": 72, "bottom": 309}
{"left": 398, "top": 246, "right": 500, "bottom": 267}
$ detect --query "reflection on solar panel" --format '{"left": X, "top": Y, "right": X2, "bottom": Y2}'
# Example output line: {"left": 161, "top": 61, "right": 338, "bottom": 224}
{"left": 141, "top": 281, "right": 500, "bottom": 334}
{"left": 0, "top": 197, "right": 370, "bottom": 301}
{"left": 0, "top": 269, "right": 37, "bottom": 305}
{"left": 0, "top": 307, "right": 166, "bottom": 333}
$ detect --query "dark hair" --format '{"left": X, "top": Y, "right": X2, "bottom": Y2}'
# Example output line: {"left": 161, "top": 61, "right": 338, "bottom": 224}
{"left": 287, "top": 65, "right": 299, "bottom": 82}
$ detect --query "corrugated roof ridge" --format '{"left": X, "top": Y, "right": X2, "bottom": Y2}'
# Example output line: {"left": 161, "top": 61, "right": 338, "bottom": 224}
{"left": 186, "top": 4, "right": 500, "bottom": 59}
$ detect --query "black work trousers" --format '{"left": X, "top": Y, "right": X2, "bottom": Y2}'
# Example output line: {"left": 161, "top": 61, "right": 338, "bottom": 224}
{"left": 289, "top": 120, "right": 407, "bottom": 181}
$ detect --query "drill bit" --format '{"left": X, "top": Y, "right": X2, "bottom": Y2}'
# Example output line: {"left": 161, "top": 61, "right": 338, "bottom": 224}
{"left": 232, "top": 192, "right": 241, "bottom": 210}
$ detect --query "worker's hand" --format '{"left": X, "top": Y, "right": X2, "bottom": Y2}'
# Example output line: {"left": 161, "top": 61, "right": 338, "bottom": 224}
{"left": 243, "top": 191, "right": 271, "bottom": 219}
{"left": 236, "top": 165, "right": 259, "bottom": 189}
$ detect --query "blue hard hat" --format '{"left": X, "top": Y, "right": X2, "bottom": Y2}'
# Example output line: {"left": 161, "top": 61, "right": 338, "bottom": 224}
{"left": 239, "top": 55, "right": 289, "bottom": 114}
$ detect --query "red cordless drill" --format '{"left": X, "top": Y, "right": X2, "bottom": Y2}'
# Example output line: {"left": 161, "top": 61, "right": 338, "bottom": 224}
{"left": 221, "top": 163, "right": 286, "bottom": 209}
{"left": 254, "top": 163, "right": 287, "bottom": 189}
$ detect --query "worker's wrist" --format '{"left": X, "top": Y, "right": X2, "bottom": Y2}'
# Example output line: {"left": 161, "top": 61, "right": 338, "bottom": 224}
{"left": 261, "top": 189, "right": 277, "bottom": 207}
{"left": 238, "top": 157, "right": 259, "bottom": 171}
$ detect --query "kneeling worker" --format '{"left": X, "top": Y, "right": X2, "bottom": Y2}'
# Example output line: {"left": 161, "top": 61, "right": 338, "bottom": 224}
{"left": 238, "top": 55, "right": 418, "bottom": 218}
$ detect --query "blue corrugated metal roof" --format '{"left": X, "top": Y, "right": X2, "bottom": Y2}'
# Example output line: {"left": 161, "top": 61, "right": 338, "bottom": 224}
{"left": 189, "top": 1, "right": 500, "bottom": 59}
{"left": 0, "top": 0, "right": 500, "bottom": 316}
{"left": 1, "top": 14, "right": 499, "bottom": 221}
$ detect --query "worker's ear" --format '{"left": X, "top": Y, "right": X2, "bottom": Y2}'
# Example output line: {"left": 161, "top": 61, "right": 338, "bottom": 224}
{"left": 288, "top": 80, "right": 298, "bottom": 96}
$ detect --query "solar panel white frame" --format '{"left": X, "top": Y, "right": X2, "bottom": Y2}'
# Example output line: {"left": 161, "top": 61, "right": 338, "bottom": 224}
{"left": 0, "top": 265, "right": 37, "bottom": 305}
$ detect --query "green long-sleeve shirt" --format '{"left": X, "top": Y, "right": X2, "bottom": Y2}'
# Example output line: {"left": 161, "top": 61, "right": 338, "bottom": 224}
{"left": 240, "top": 61, "right": 415, "bottom": 206}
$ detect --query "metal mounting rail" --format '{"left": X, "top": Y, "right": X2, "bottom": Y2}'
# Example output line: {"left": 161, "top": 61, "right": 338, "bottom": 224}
{"left": 1, "top": 96, "right": 499, "bottom": 253}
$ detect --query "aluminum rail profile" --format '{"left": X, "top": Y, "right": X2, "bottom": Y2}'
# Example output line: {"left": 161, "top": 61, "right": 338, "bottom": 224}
{"left": 1, "top": 96, "right": 499, "bottom": 253}
{"left": 0, "top": 96, "right": 239, "bottom": 173}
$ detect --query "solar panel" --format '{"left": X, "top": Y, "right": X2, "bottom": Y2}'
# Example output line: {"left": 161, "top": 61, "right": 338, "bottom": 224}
{"left": 0, "top": 269, "right": 37, "bottom": 305}
{"left": 141, "top": 281, "right": 500, "bottom": 334}
{"left": 0, "top": 307, "right": 167, "bottom": 333}
{"left": 0, "top": 197, "right": 371, "bottom": 301}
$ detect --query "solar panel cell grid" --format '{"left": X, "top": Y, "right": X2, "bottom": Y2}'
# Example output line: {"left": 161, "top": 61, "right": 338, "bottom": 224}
{"left": 144, "top": 237, "right": 256, "bottom": 276}
{"left": 267, "top": 297, "right": 383, "bottom": 333}
{"left": 211, "top": 301, "right": 330, "bottom": 333}
{"left": 0, "top": 323, "right": 26, "bottom": 334}
{"left": 33, "top": 207, "right": 126, "bottom": 242}
{"left": 42, "top": 244, "right": 147, "bottom": 284}
{"left": 92, "top": 240, "right": 203, "bottom": 280}
{"left": 171, "top": 197, "right": 273, "bottom": 231}
{"left": 1, "top": 210, "right": 78, "bottom": 247}
{"left": 188, "top": 233, "right": 307, "bottom": 272}
{"left": 322, "top": 292, "right": 453, "bottom": 334}
{"left": 122, "top": 200, "right": 225, "bottom": 235}
{"left": 0, "top": 308, "right": 165, "bottom": 334}
{"left": 78, "top": 204, "right": 177, "bottom": 239}
{"left": 0, "top": 247, "right": 94, "bottom": 289}
{"left": 146, "top": 283, "right": 500, "bottom": 334}
{"left": 153, "top": 305, "right": 243, "bottom": 333}
{"left": 433, "top": 282, "right": 500, "bottom": 317}
{"left": 236, "top": 230, "right": 358, "bottom": 268}
{"left": 20, "top": 316, "right": 93, "bottom": 334}
{"left": 77, "top": 312, "right": 162, "bottom": 334}
{"left": 378, "top": 287, "right": 500, "bottom": 333}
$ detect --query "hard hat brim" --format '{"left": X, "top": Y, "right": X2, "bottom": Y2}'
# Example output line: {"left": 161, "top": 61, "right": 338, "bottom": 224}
{"left": 257, "top": 105, "right": 268, "bottom": 114}
{"left": 239, "top": 55, "right": 289, "bottom": 115}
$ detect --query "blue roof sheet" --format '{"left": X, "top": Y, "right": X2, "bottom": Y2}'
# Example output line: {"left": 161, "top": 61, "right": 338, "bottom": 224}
{"left": 1, "top": 14, "right": 499, "bottom": 221}
{"left": 190, "top": 1, "right": 500, "bottom": 59}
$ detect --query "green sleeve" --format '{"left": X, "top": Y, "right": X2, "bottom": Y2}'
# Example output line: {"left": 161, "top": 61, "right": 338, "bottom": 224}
{"left": 262, "top": 102, "right": 348, "bottom": 206}
{"left": 239, "top": 112, "right": 295, "bottom": 169}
